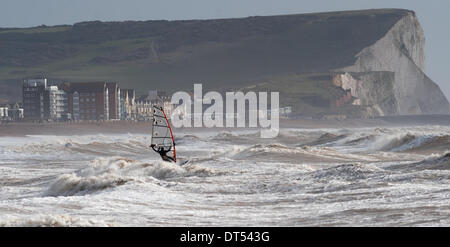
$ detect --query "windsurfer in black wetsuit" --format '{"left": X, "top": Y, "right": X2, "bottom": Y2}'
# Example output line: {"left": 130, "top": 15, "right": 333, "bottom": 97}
{"left": 151, "top": 144, "right": 176, "bottom": 162}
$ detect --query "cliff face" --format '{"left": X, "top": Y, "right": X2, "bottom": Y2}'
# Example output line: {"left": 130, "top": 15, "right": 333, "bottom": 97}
{"left": 333, "top": 72, "right": 398, "bottom": 116}
{"left": 338, "top": 11, "right": 450, "bottom": 115}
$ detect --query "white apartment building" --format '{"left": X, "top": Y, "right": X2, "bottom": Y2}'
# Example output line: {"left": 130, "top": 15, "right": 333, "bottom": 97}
{"left": 47, "top": 86, "right": 69, "bottom": 120}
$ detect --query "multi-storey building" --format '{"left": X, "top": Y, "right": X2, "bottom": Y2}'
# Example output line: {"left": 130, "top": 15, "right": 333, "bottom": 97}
{"left": 106, "top": 82, "right": 120, "bottom": 120}
{"left": 117, "top": 88, "right": 121, "bottom": 120}
{"left": 135, "top": 97, "right": 153, "bottom": 121}
{"left": 46, "top": 86, "right": 69, "bottom": 121}
{"left": 22, "top": 78, "right": 49, "bottom": 120}
{"left": 0, "top": 105, "right": 8, "bottom": 120}
{"left": 146, "top": 90, "right": 170, "bottom": 105}
{"left": 135, "top": 90, "right": 174, "bottom": 120}
{"left": 8, "top": 103, "right": 24, "bottom": 121}
{"left": 162, "top": 100, "right": 175, "bottom": 119}
{"left": 61, "top": 82, "right": 110, "bottom": 121}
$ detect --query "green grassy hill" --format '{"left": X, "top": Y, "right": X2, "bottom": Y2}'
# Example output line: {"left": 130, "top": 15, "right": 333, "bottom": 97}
{"left": 0, "top": 9, "right": 411, "bottom": 116}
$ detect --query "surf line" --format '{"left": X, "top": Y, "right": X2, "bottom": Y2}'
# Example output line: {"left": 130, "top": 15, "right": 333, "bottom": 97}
{"left": 171, "top": 83, "right": 279, "bottom": 138}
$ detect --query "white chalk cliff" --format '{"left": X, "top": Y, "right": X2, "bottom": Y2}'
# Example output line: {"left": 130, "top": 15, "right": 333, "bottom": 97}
{"left": 336, "top": 11, "right": 450, "bottom": 115}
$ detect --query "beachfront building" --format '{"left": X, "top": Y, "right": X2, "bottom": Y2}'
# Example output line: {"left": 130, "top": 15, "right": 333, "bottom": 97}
{"left": 135, "top": 91, "right": 158, "bottom": 121}
{"left": 140, "top": 90, "right": 174, "bottom": 119}
{"left": 61, "top": 82, "right": 110, "bottom": 121}
{"left": 106, "top": 82, "right": 120, "bottom": 120}
{"left": 23, "top": 79, "right": 71, "bottom": 121}
{"left": 22, "top": 78, "right": 49, "bottom": 120}
{"left": 147, "top": 90, "right": 160, "bottom": 104}
{"left": 8, "top": 103, "right": 24, "bottom": 121}
{"left": 163, "top": 100, "right": 175, "bottom": 119}
{"left": 279, "top": 106, "right": 293, "bottom": 119}
{"left": 134, "top": 90, "right": 173, "bottom": 121}
{"left": 146, "top": 90, "right": 171, "bottom": 105}
{"left": 134, "top": 98, "right": 153, "bottom": 121}
{"left": 117, "top": 88, "right": 121, "bottom": 120}
{"left": 0, "top": 103, "right": 24, "bottom": 121}
{"left": 46, "top": 86, "right": 69, "bottom": 121}
{"left": 0, "top": 105, "right": 8, "bottom": 120}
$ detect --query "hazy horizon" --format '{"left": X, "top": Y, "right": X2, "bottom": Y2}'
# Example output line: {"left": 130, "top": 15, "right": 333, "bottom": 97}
{"left": 1, "top": 0, "right": 449, "bottom": 100}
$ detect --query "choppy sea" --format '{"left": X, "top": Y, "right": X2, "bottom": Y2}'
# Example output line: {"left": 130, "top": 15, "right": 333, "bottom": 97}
{"left": 0, "top": 125, "right": 449, "bottom": 226}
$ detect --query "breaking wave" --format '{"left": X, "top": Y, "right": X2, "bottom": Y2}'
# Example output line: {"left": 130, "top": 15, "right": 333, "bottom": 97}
{"left": 369, "top": 134, "right": 450, "bottom": 152}
{"left": 0, "top": 215, "right": 117, "bottom": 227}
{"left": 327, "top": 129, "right": 449, "bottom": 153}
{"left": 388, "top": 153, "right": 450, "bottom": 171}
{"left": 304, "top": 132, "right": 348, "bottom": 146}
{"left": 231, "top": 143, "right": 377, "bottom": 162}
{"left": 45, "top": 157, "right": 222, "bottom": 197}
{"left": 210, "top": 130, "right": 260, "bottom": 142}
{"left": 3, "top": 134, "right": 151, "bottom": 158}
{"left": 300, "top": 163, "right": 382, "bottom": 182}
{"left": 174, "top": 134, "right": 200, "bottom": 145}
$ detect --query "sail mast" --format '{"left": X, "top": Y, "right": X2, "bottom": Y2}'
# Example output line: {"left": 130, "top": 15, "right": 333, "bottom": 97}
{"left": 161, "top": 107, "right": 176, "bottom": 162}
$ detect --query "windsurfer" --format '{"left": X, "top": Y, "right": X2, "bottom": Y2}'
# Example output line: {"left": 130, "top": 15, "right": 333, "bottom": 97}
{"left": 151, "top": 144, "right": 176, "bottom": 163}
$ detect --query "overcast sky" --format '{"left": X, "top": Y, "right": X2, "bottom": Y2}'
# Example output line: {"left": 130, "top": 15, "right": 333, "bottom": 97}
{"left": 1, "top": 0, "right": 449, "bottom": 99}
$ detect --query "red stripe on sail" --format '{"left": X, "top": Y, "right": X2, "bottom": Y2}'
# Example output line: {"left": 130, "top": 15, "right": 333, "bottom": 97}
{"left": 161, "top": 107, "right": 176, "bottom": 162}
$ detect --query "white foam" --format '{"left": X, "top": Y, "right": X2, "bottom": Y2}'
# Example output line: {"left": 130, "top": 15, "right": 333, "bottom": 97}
{"left": 1, "top": 125, "right": 450, "bottom": 226}
{"left": 0, "top": 215, "right": 117, "bottom": 227}
{"left": 44, "top": 156, "right": 221, "bottom": 197}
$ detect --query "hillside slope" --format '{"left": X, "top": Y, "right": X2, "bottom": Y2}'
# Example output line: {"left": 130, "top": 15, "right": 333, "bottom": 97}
{"left": 0, "top": 8, "right": 448, "bottom": 117}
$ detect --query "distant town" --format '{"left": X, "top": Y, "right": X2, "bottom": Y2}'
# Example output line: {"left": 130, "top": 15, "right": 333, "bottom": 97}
{"left": 0, "top": 78, "right": 175, "bottom": 123}
{"left": 0, "top": 78, "right": 294, "bottom": 124}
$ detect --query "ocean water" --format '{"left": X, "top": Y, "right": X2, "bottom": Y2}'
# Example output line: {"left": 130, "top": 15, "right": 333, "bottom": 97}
{"left": 0, "top": 126, "right": 449, "bottom": 226}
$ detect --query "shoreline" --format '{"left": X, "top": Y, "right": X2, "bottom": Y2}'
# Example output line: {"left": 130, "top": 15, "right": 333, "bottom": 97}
{"left": 1, "top": 115, "right": 449, "bottom": 137}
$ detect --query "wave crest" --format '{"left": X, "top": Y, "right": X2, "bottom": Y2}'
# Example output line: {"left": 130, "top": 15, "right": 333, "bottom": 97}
{"left": 300, "top": 163, "right": 381, "bottom": 182}
{"left": 0, "top": 215, "right": 117, "bottom": 227}
{"left": 45, "top": 157, "right": 221, "bottom": 196}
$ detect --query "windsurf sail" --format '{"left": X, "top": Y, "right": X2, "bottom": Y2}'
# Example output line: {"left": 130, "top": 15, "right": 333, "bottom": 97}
{"left": 151, "top": 105, "right": 176, "bottom": 162}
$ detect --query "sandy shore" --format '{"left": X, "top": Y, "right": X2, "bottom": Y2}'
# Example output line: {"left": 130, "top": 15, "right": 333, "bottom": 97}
{"left": 1, "top": 115, "right": 449, "bottom": 137}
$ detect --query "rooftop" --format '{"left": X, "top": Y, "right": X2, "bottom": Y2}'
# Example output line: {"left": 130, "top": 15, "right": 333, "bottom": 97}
{"left": 61, "top": 82, "right": 107, "bottom": 93}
